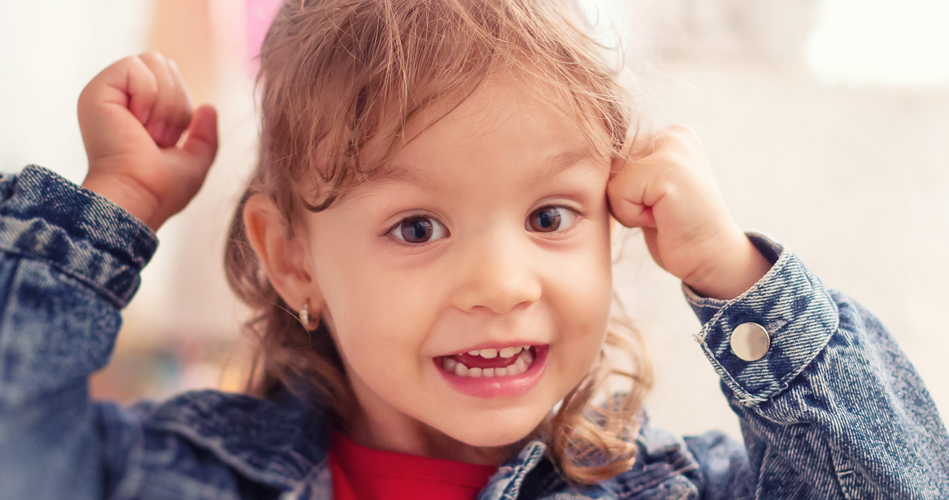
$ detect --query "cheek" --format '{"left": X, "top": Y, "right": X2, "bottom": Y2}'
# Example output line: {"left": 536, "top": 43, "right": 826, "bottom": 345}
{"left": 546, "top": 217, "right": 613, "bottom": 376}
{"left": 551, "top": 262, "right": 611, "bottom": 334}
{"left": 310, "top": 234, "right": 435, "bottom": 370}
{"left": 566, "top": 212, "right": 613, "bottom": 317}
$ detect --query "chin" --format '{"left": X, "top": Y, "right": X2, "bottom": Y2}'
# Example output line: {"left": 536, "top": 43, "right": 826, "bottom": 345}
{"left": 436, "top": 406, "right": 548, "bottom": 448}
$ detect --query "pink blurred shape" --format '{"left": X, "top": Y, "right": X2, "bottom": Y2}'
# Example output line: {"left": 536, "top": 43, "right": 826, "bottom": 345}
{"left": 245, "top": 0, "right": 283, "bottom": 73}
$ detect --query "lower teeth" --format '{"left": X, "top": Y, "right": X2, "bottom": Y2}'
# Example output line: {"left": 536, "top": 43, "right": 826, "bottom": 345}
{"left": 443, "top": 348, "right": 534, "bottom": 378}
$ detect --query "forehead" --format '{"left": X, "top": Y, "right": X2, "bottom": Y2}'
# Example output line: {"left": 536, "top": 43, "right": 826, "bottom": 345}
{"left": 370, "top": 74, "right": 610, "bottom": 189}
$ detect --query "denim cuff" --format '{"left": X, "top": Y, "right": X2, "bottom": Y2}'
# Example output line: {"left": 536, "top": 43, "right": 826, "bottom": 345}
{"left": 0, "top": 165, "right": 158, "bottom": 308}
{"left": 682, "top": 233, "right": 839, "bottom": 406}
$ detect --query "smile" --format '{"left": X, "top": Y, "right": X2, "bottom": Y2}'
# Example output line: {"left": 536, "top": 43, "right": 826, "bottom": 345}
{"left": 442, "top": 345, "right": 535, "bottom": 377}
{"left": 434, "top": 345, "right": 548, "bottom": 399}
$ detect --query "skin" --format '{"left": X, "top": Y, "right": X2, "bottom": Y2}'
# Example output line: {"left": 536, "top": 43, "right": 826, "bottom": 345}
{"left": 78, "top": 52, "right": 218, "bottom": 230}
{"left": 79, "top": 52, "right": 771, "bottom": 466}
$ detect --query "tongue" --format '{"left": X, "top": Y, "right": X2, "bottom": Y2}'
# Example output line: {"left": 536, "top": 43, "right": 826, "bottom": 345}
{"left": 451, "top": 352, "right": 521, "bottom": 369}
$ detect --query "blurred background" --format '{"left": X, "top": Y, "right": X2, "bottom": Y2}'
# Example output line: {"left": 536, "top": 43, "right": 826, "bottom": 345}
{"left": 1, "top": 0, "right": 947, "bottom": 440}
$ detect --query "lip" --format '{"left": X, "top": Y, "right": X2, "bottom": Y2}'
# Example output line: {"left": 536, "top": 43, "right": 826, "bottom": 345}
{"left": 434, "top": 345, "right": 549, "bottom": 399}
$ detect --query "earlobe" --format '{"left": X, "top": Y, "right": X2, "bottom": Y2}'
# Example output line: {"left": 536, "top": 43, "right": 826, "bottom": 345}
{"left": 243, "top": 193, "right": 325, "bottom": 316}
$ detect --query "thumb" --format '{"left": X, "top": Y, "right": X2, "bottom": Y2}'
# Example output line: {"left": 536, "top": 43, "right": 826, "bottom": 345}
{"left": 180, "top": 105, "right": 219, "bottom": 170}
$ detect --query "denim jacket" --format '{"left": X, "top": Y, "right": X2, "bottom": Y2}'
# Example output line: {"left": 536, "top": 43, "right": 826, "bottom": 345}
{"left": 0, "top": 165, "right": 947, "bottom": 500}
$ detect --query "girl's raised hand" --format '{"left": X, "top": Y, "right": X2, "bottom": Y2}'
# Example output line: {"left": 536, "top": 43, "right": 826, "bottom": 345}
{"left": 607, "top": 125, "right": 772, "bottom": 300}
{"left": 78, "top": 52, "right": 219, "bottom": 231}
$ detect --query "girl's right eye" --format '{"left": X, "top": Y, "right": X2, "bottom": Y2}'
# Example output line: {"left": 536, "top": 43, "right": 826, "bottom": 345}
{"left": 389, "top": 216, "right": 449, "bottom": 244}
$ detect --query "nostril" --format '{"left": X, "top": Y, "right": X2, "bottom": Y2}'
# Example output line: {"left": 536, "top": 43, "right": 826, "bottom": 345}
{"left": 452, "top": 248, "right": 543, "bottom": 314}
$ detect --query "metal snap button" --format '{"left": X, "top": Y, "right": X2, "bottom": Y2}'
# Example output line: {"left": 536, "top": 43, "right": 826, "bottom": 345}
{"left": 730, "top": 322, "right": 770, "bottom": 361}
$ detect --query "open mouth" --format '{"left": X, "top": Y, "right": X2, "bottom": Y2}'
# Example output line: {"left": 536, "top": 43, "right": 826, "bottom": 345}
{"left": 434, "top": 345, "right": 548, "bottom": 399}
{"left": 439, "top": 345, "right": 536, "bottom": 377}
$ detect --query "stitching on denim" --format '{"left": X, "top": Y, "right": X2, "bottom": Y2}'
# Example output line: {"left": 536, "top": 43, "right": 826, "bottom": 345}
{"left": 0, "top": 214, "right": 147, "bottom": 271}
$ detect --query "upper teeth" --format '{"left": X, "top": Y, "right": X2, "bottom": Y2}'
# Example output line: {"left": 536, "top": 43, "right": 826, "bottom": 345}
{"left": 467, "top": 346, "right": 527, "bottom": 359}
{"left": 443, "top": 348, "right": 535, "bottom": 377}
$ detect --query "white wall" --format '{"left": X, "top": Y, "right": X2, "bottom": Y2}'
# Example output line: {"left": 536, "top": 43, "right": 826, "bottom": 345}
{"left": 0, "top": 0, "right": 154, "bottom": 182}
{"left": 0, "top": 0, "right": 259, "bottom": 346}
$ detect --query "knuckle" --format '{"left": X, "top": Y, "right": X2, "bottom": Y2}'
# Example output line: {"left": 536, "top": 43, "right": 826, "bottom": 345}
{"left": 127, "top": 56, "right": 157, "bottom": 84}
{"left": 139, "top": 50, "right": 165, "bottom": 63}
{"left": 671, "top": 124, "right": 701, "bottom": 146}
{"left": 77, "top": 85, "right": 93, "bottom": 107}
{"left": 124, "top": 55, "right": 142, "bottom": 68}
{"left": 662, "top": 124, "right": 691, "bottom": 143}
{"left": 667, "top": 123, "right": 694, "bottom": 136}
{"left": 118, "top": 55, "right": 141, "bottom": 69}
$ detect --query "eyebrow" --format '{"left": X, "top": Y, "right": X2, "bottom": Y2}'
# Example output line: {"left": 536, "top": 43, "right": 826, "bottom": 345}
{"left": 374, "top": 149, "right": 603, "bottom": 192}
{"left": 529, "top": 150, "right": 604, "bottom": 186}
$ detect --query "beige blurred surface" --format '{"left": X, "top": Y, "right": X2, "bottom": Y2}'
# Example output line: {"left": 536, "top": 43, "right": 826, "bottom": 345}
{"left": 608, "top": 0, "right": 949, "bottom": 439}
{"left": 1, "top": 0, "right": 947, "bottom": 439}
{"left": 617, "top": 63, "right": 949, "bottom": 437}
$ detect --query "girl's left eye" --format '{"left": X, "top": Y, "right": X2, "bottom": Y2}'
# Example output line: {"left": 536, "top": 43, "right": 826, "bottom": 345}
{"left": 389, "top": 215, "right": 450, "bottom": 244}
{"left": 526, "top": 206, "right": 579, "bottom": 233}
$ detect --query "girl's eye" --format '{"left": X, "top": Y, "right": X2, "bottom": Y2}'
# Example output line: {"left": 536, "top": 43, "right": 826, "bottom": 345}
{"left": 526, "top": 206, "right": 578, "bottom": 233}
{"left": 389, "top": 216, "right": 449, "bottom": 244}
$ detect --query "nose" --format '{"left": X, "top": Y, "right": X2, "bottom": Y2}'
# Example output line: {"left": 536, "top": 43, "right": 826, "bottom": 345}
{"left": 452, "top": 227, "right": 542, "bottom": 315}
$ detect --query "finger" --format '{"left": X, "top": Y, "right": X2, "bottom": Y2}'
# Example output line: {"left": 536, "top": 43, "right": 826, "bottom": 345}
{"left": 610, "top": 129, "right": 657, "bottom": 180}
{"left": 138, "top": 51, "right": 184, "bottom": 148}
{"left": 616, "top": 124, "right": 697, "bottom": 177}
{"left": 178, "top": 105, "right": 219, "bottom": 174}
{"left": 123, "top": 57, "right": 160, "bottom": 125}
{"left": 660, "top": 124, "right": 700, "bottom": 145}
{"left": 608, "top": 195, "right": 656, "bottom": 228}
{"left": 77, "top": 56, "right": 160, "bottom": 160}
{"left": 606, "top": 155, "right": 664, "bottom": 228}
{"left": 165, "top": 58, "right": 195, "bottom": 147}
{"left": 79, "top": 55, "right": 158, "bottom": 125}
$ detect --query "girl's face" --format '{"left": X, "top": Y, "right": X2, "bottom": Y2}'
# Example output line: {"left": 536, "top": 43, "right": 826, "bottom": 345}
{"left": 303, "top": 75, "right": 613, "bottom": 463}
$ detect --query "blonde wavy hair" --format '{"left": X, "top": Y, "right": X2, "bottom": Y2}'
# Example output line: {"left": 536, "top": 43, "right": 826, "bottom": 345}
{"left": 224, "top": 0, "right": 653, "bottom": 485}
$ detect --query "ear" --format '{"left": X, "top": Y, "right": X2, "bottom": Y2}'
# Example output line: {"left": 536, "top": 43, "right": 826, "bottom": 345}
{"left": 243, "top": 193, "right": 325, "bottom": 318}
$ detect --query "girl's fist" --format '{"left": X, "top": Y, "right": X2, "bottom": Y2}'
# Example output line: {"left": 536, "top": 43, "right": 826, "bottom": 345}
{"left": 607, "top": 125, "right": 771, "bottom": 300}
{"left": 78, "top": 52, "right": 218, "bottom": 231}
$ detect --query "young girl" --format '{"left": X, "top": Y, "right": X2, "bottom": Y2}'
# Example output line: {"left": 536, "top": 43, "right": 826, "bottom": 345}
{"left": 1, "top": 0, "right": 947, "bottom": 498}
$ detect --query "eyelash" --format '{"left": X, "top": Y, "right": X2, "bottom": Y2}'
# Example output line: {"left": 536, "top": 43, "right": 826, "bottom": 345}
{"left": 386, "top": 205, "right": 585, "bottom": 247}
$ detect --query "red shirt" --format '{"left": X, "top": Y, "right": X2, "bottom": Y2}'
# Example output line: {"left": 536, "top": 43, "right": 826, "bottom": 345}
{"left": 329, "top": 432, "right": 497, "bottom": 500}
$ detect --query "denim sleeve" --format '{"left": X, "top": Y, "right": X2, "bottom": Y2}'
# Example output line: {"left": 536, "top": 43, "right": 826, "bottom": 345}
{"left": 0, "top": 165, "right": 158, "bottom": 500}
{"left": 682, "top": 233, "right": 949, "bottom": 499}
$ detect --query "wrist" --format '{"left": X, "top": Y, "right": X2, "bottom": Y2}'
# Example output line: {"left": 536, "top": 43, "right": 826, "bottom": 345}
{"left": 684, "top": 232, "right": 772, "bottom": 300}
{"left": 81, "top": 174, "right": 162, "bottom": 231}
